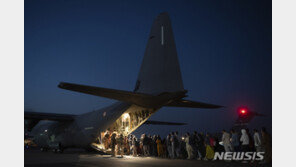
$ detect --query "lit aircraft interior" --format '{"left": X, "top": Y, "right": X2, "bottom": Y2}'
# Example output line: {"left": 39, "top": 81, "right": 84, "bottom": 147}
{"left": 95, "top": 106, "right": 154, "bottom": 151}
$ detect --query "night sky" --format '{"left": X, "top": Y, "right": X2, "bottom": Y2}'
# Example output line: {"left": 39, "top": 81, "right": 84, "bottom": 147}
{"left": 25, "top": 0, "right": 272, "bottom": 136}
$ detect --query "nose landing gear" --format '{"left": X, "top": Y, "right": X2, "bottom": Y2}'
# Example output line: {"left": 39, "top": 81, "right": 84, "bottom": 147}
{"left": 49, "top": 142, "right": 64, "bottom": 153}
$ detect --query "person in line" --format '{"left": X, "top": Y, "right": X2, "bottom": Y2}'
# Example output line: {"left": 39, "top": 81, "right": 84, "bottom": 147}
{"left": 110, "top": 133, "right": 117, "bottom": 157}
{"left": 205, "top": 133, "right": 215, "bottom": 160}
{"left": 103, "top": 132, "right": 110, "bottom": 150}
{"left": 124, "top": 136, "right": 130, "bottom": 155}
{"left": 192, "top": 131, "right": 202, "bottom": 160}
{"left": 139, "top": 134, "right": 144, "bottom": 156}
{"left": 117, "top": 134, "right": 124, "bottom": 157}
{"left": 128, "top": 134, "right": 133, "bottom": 155}
{"left": 179, "top": 135, "right": 187, "bottom": 159}
{"left": 246, "top": 128, "right": 255, "bottom": 151}
{"left": 253, "top": 129, "right": 261, "bottom": 152}
{"left": 138, "top": 135, "right": 143, "bottom": 156}
{"left": 148, "top": 135, "right": 153, "bottom": 155}
{"left": 185, "top": 132, "right": 194, "bottom": 159}
{"left": 230, "top": 129, "right": 240, "bottom": 151}
{"left": 132, "top": 136, "right": 137, "bottom": 156}
{"left": 174, "top": 131, "right": 181, "bottom": 158}
{"left": 162, "top": 138, "right": 168, "bottom": 158}
{"left": 261, "top": 127, "right": 271, "bottom": 164}
{"left": 209, "top": 135, "right": 215, "bottom": 148}
{"left": 240, "top": 129, "right": 250, "bottom": 163}
{"left": 142, "top": 134, "right": 149, "bottom": 156}
{"left": 197, "top": 132, "right": 206, "bottom": 160}
{"left": 222, "top": 130, "right": 232, "bottom": 152}
{"left": 213, "top": 135, "right": 224, "bottom": 154}
{"left": 152, "top": 135, "right": 158, "bottom": 157}
{"left": 166, "top": 133, "right": 172, "bottom": 158}
{"left": 170, "top": 132, "right": 176, "bottom": 158}
{"left": 240, "top": 129, "right": 250, "bottom": 152}
{"left": 156, "top": 135, "right": 163, "bottom": 157}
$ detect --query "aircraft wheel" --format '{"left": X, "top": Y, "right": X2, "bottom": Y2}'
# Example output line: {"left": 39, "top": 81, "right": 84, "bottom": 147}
{"left": 58, "top": 143, "right": 64, "bottom": 153}
{"left": 41, "top": 147, "right": 48, "bottom": 152}
{"left": 57, "top": 149, "right": 64, "bottom": 153}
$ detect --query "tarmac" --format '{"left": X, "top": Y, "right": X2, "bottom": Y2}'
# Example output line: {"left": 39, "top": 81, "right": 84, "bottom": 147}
{"left": 24, "top": 148, "right": 269, "bottom": 167}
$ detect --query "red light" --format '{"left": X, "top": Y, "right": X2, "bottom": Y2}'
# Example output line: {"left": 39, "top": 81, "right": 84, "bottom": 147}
{"left": 240, "top": 109, "right": 246, "bottom": 114}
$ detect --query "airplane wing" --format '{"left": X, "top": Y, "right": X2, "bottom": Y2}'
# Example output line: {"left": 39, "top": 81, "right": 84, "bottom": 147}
{"left": 25, "top": 111, "right": 76, "bottom": 121}
{"left": 58, "top": 82, "right": 186, "bottom": 108}
{"left": 58, "top": 82, "right": 222, "bottom": 109}
{"left": 165, "top": 99, "right": 223, "bottom": 108}
{"left": 58, "top": 82, "right": 154, "bottom": 102}
{"left": 144, "top": 120, "right": 186, "bottom": 125}
{"left": 25, "top": 111, "right": 76, "bottom": 131}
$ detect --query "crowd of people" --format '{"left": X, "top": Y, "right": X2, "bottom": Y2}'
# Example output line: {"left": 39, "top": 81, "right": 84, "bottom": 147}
{"left": 103, "top": 127, "right": 271, "bottom": 164}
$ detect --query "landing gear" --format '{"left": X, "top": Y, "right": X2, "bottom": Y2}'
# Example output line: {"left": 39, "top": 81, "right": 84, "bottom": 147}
{"left": 52, "top": 148, "right": 63, "bottom": 153}
{"left": 57, "top": 148, "right": 64, "bottom": 153}
{"left": 58, "top": 142, "right": 64, "bottom": 153}
{"left": 53, "top": 143, "right": 64, "bottom": 153}
{"left": 40, "top": 147, "right": 48, "bottom": 152}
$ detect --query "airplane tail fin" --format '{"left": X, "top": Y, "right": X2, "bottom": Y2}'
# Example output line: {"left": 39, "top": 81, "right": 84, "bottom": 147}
{"left": 134, "top": 12, "right": 184, "bottom": 95}
{"left": 58, "top": 13, "right": 223, "bottom": 109}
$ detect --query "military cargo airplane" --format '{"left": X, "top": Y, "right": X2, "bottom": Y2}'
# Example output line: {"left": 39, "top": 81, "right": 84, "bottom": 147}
{"left": 25, "top": 12, "right": 222, "bottom": 152}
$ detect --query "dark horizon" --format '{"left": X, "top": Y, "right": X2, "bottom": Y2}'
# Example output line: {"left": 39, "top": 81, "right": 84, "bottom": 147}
{"left": 25, "top": 0, "right": 272, "bottom": 135}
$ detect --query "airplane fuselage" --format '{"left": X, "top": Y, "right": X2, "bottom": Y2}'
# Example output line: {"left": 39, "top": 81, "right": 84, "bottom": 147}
{"left": 31, "top": 102, "right": 158, "bottom": 150}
